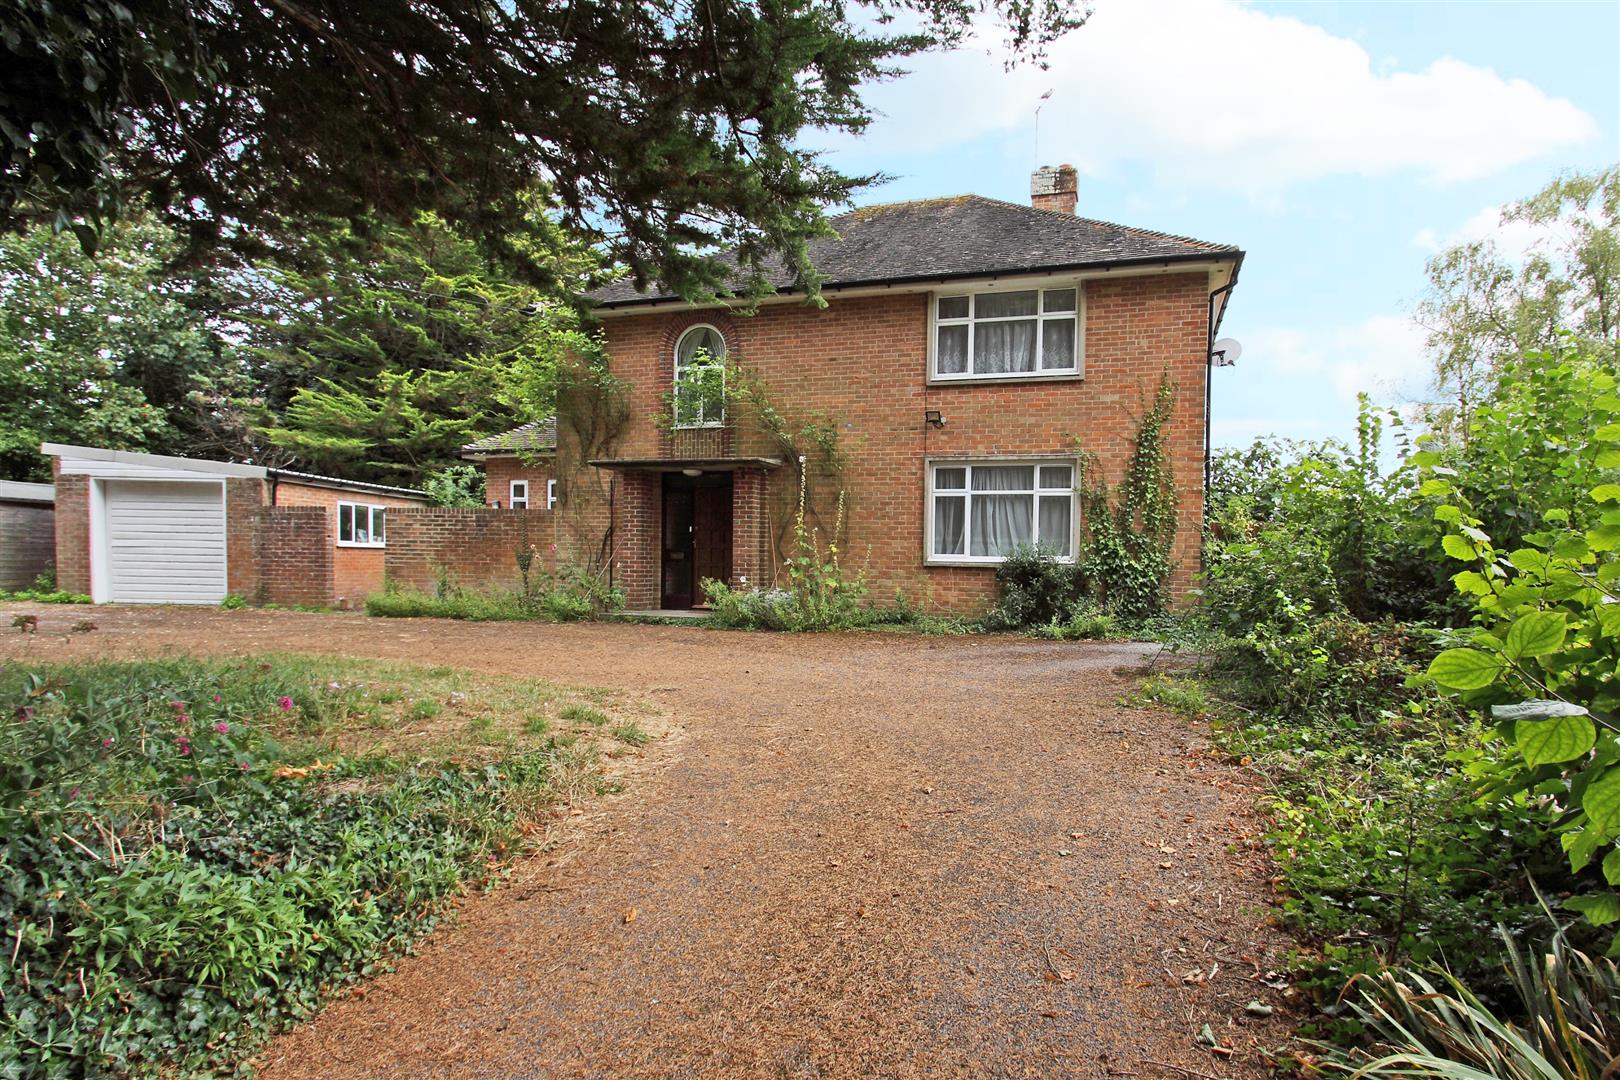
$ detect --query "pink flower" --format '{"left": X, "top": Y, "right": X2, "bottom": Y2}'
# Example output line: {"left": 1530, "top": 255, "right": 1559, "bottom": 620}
{"left": 68, "top": 787, "right": 80, "bottom": 800}
{"left": 238, "top": 761, "right": 251, "bottom": 772}
{"left": 169, "top": 701, "right": 187, "bottom": 711}
{"left": 101, "top": 737, "right": 114, "bottom": 750}
{"left": 16, "top": 706, "right": 34, "bottom": 722}
{"left": 214, "top": 721, "right": 230, "bottom": 734}
{"left": 277, "top": 696, "right": 293, "bottom": 711}
{"left": 181, "top": 774, "right": 194, "bottom": 785}
{"left": 176, "top": 736, "right": 192, "bottom": 757}
{"left": 212, "top": 695, "right": 222, "bottom": 704}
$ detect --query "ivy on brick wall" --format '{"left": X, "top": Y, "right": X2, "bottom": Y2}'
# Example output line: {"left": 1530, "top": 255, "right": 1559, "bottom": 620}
{"left": 1076, "top": 372, "right": 1179, "bottom": 622}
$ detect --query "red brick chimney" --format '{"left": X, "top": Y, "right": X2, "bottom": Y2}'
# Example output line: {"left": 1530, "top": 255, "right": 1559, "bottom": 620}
{"left": 1031, "top": 164, "right": 1078, "bottom": 215}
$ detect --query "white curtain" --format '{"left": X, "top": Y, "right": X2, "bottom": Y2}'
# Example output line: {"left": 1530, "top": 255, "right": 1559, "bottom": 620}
{"left": 970, "top": 466, "right": 1034, "bottom": 556}
{"left": 934, "top": 496, "right": 965, "bottom": 554}
{"left": 974, "top": 321, "right": 1037, "bottom": 374}
{"left": 1037, "top": 497, "right": 1070, "bottom": 555}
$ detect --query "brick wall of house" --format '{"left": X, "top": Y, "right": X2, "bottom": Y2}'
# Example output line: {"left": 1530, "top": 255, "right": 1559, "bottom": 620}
{"left": 383, "top": 508, "right": 556, "bottom": 596}
{"left": 613, "top": 473, "right": 661, "bottom": 608}
{"left": 481, "top": 456, "right": 556, "bottom": 509}
{"left": 595, "top": 272, "right": 1211, "bottom": 614}
{"left": 272, "top": 481, "right": 427, "bottom": 605}
{"left": 0, "top": 500, "right": 55, "bottom": 590}
{"left": 252, "top": 507, "right": 333, "bottom": 607}
{"left": 51, "top": 462, "right": 90, "bottom": 595}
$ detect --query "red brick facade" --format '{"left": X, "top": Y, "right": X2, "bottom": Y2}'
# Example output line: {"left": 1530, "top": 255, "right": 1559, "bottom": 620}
{"left": 271, "top": 482, "right": 424, "bottom": 605}
{"left": 480, "top": 455, "right": 556, "bottom": 510}
{"left": 565, "top": 271, "right": 1212, "bottom": 613}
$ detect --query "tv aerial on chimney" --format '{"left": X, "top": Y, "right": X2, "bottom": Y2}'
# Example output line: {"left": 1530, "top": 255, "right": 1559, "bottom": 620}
{"left": 1034, "top": 89, "right": 1054, "bottom": 166}
{"left": 1210, "top": 338, "right": 1242, "bottom": 367}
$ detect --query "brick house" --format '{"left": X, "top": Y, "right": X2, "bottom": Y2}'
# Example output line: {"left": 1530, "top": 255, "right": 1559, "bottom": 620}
{"left": 44, "top": 444, "right": 429, "bottom": 607}
{"left": 461, "top": 166, "right": 1242, "bottom": 614}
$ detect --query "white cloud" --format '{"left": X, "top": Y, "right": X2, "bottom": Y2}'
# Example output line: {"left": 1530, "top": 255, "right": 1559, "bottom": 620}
{"left": 1414, "top": 203, "right": 1573, "bottom": 262}
{"left": 1246, "top": 314, "right": 1428, "bottom": 403}
{"left": 826, "top": 0, "right": 1595, "bottom": 193}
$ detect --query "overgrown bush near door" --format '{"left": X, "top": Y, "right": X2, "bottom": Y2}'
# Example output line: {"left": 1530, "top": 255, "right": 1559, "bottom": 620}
{"left": 703, "top": 469, "right": 868, "bottom": 631}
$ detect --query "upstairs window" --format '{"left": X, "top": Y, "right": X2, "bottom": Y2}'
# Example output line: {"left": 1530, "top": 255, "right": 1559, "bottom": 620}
{"left": 673, "top": 324, "right": 727, "bottom": 427}
{"left": 933, "top": 287, "right": 1079, "bottom": 380}
{"left": 337, "top": 502, "right": 387, "bottom": 548}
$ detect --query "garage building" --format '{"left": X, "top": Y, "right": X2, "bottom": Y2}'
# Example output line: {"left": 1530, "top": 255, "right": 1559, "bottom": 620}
{"left": 44, "top": 444, "right": 429, "bottom": 607}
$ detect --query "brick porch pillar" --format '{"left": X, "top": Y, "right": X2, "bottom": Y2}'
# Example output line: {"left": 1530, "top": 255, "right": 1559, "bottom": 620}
{"left": 615, "top": 472, "right": 660, "bottom": 609}
{"left": 731, "top": 467, "right": 773, "bottom": 591}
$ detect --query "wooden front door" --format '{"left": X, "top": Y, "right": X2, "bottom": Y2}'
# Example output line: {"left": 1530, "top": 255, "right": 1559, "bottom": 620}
{"left": 661, "top": 473, "right": 732, "bottom": 609}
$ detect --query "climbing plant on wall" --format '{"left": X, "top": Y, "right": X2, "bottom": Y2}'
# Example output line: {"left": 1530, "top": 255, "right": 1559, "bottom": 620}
{"left": 1076, "top": 373, "right": 1180, "bottom": 622}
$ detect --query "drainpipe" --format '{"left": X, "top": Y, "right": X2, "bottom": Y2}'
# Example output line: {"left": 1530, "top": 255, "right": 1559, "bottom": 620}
{"left": 1204, "top": 277, "right": 1239, "bottom": 508}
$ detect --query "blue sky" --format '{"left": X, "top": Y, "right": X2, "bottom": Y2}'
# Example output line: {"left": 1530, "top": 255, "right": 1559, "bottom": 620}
{"left": 816, "top": 0, "right": 1620, "bottom": 448}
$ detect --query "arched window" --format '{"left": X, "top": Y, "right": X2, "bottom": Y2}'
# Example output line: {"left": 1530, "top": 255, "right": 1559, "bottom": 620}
{"left": 673, "top": 324, "right": 727, "bottom": 427}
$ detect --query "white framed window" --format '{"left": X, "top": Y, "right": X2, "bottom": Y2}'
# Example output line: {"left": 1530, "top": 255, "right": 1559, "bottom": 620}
{"left": 932, "top": 286, "right": 1080, "bottom": 381}
{"left": 337, "top": 501, "right": 387, "bottom": 548}
{"left": 510, "top": 480, "right": 529, "bottom": 509}
{"left": 927, "top": 461, "right": 1075, "bottom": 564}
{"left": 546, "top": 478, "right": 557, "bottom": 509}
{"left": 673, "top": 324, "right": 727, "bottom": 428}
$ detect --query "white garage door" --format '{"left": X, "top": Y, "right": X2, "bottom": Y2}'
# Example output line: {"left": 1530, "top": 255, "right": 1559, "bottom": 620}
{"left": 104, "top": 480, "right": 227, "bottom": 604}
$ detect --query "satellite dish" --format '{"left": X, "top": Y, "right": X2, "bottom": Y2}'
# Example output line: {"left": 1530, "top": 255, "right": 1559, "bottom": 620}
{"left": 1211, "top": 337, "right": 1242, "bottom": 367}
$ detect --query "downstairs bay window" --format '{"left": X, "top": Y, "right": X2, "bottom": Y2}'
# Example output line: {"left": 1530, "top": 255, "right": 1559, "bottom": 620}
{"left": 928, "top": 461, "right": 1075, "bottom": 563}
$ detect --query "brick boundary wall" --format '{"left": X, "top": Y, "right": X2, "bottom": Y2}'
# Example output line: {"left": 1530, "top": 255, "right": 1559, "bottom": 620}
{"left": 383, "top": 507, "right": 557, "bottom": 596}
{"left": 0, "top": 501, "right": 55, "bottom": 590}
{"left": 252, "top": 506, "right": 333, "bottom": 607}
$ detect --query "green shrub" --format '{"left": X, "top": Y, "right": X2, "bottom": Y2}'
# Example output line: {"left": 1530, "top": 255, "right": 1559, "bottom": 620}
{"left": 984, "top": 545, "right": 1079, "bottom": 630}
{"left": 0, "top": 589, "right": 91, "bottom": 604}
{"left": 1029, "top": 599, "right": 1117, "bottom": 640}
{"left": 0, "top": 658, "right": 567, "bottom": 1078}
{"left": 220, "top": 593, "right": 247, "bottom": 609}
{"left": 365, "top": 565, "right": 622, "bottom": 623}
{"left": 703, "top": 581, "right": 808, "bottom": 631}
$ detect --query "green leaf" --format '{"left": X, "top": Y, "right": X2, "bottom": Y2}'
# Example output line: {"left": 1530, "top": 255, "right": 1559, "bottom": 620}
{"left": 1504, "top": 610, "right": 1566, "bottom": 660}
{"left": 1428, "top": 648, "right": 1503, "bottom": 691}
{"left": 1564, "top": 892, "right": 1620, "bottom": 927}
{"left": 1515, "top": 713, "right": 1596, "bottom": 766}
{"left": 1598, "top": 448, "right": 1620, "bottom": 469}
{"left": 1587, "top": 766, "right": 1620, "bottom": 834}
{"left": 1597, "top": 423, "right": 1620, "bottom": 440}
{"left": 1592, "top": 484, "right": 1620, "bottom": 504}
{"left": 1441, "top": 534, "right": 1476, "bottom": 562}
{"left": 1452, "top": 570, "right": 1492, "bottom": 596}
{"left": 1589, "top": 523, "right": 1620, "bottom": 552}
{"left": 1604, "top": 847, "right": 1620, "bottom": 887}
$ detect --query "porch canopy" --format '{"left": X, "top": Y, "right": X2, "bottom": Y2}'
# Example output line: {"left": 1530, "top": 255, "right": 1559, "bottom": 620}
{"left": 588, "top": 456, "right": 782, "bottom": 472}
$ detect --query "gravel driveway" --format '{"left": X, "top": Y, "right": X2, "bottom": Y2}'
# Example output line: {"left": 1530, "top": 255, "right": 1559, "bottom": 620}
{"left": 1, "top": 606, "right": 1290, "bottom": 1078}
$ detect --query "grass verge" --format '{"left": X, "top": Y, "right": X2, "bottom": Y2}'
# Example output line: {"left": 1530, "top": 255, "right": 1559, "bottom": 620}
{"left": 0, "top": 654, "right": 655, "bottom": 1078}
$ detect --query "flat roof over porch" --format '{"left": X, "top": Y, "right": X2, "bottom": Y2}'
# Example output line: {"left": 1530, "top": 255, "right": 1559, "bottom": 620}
{"left": 587, "top": 457, "right": 783, "bottom": 472}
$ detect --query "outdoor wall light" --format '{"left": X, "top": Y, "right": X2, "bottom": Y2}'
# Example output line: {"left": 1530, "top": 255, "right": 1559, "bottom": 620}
{"left": 924, "top": 410, "right": 946, "bottom": 429}
{"left": 681, "top": 468, "right": 703, "bottom": 477}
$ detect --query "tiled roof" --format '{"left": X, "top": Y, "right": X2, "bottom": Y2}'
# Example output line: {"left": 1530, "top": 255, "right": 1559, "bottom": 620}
{"left": 588, "top": 195, "right": 1240, "bottom": 307}
{"left": 460, "top": 417, "right": 558, "bottom": 456}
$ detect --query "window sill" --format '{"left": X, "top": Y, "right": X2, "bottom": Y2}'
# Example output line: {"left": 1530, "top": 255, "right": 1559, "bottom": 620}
{"left": 336, "top": 541, "right": 386, "bottom": 549}
{"left": 670, "top": 422, "right": 728, "bottom": 430}
{"left": 927, "top": 371, "right": 1083, "bottom": 388}
{"left": 925, "top": 555, "right": 1074, "bottom": 568}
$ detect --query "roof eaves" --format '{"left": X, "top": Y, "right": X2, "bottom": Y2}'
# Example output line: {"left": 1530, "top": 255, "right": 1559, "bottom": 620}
{"left": 591, "top": 248, "right": 1244, "bottom": 310}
